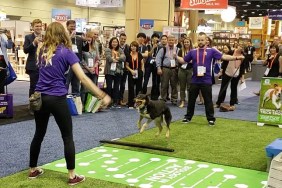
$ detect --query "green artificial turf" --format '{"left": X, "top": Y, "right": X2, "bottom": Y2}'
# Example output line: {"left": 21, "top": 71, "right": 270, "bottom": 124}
{"left": 117, "top": 116, "right": 282, "bottom": 171}
{"left": 0, "top": 116, "right": 281, "bottom": 187}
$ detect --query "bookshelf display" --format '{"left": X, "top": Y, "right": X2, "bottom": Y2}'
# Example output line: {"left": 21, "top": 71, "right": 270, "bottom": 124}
{"left": 213, "top": 32, "right": 239, "bottom": 51}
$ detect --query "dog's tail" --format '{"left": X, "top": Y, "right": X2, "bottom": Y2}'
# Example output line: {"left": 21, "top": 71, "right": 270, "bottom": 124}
{"left": 163, "top": 107, "right": 172, "bottom": 129}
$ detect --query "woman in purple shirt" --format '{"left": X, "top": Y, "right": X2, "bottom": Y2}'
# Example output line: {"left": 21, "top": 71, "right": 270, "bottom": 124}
{"left": 28, "top": 22, "right": 111, "bottom": 185}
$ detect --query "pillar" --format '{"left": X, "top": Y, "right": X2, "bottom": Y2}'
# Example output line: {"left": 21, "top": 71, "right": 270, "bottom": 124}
{"left": 189, "top": 10, "right": 198, "bottom": 44}
{"left": 125, "top": 0, "right": 174, "bottom": 42}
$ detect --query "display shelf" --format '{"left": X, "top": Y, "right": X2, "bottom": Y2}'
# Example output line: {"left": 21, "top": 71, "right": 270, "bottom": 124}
{"left": 213, "top": 32, "right": 239, "bottom": 51}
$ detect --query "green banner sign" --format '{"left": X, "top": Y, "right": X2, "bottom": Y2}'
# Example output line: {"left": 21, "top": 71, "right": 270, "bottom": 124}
{"left": 258, "top": 77, "right": 282, "bottom": 127}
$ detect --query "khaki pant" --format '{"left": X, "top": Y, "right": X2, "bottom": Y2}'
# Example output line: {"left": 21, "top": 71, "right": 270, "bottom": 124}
{"left": 160, "top": 67, "right": 178, "bottom": 102}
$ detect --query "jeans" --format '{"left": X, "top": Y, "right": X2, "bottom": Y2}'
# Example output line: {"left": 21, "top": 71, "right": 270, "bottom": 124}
{"left": 30, "top": 95, "right": 75, "bottom": 170}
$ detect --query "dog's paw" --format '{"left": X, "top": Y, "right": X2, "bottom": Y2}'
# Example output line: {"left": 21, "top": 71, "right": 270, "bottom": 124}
{"left": 165, "top": 130, "right": 170, "bottom": 138}
{"left": 140, "top": 123, "right": 147, "bottom": 133}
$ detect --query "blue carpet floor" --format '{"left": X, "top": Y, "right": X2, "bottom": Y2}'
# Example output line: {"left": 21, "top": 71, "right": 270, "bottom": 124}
{"left": 0, "top": 79, "right": 261, "bottom": 177}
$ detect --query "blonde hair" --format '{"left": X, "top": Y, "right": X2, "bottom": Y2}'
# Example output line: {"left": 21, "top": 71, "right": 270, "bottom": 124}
{"left": 37, "top": 22, "right": 72, "bottom": 63}
{"left": 85, "top": 31, "right": 97, "bottom": 50}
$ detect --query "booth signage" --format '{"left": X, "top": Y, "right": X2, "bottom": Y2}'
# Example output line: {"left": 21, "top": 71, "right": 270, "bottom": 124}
{"left": 139, "top": 19, "right": 154, "bottom": 37}
{"left": 268, "top": 11, "right": 282, "bottom": 21}
{"left": 180, "top": 0, "right": 228, "bottom": 10}
{"left": 51, "top": 9, "right": 71, "bottom": 24}
{"left": 257, "top": 77, "right": 282, "bottom": 126}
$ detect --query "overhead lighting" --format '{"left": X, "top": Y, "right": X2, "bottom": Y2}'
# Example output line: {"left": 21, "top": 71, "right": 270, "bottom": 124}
{"left": 246, "top": 2, "right": 251, "bottom": 4}
{"left": 221, "top": 6, "right": 236, "bottom": 22}
{"left": 256, "top": 5, "right": 260, "bottom": 7}
{"left": 244, "top": 10, "right": 247, "bottom": 12}
{"left": 259, "top": 14, "right": 262, "bottom": 16}
{"left": 251, "top": 12, "right": 255, "bottom": 14}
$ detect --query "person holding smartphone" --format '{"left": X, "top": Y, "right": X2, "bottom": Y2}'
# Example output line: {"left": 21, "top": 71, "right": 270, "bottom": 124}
{"left": 24, "top": 19, "right": 43, "bottom": 113}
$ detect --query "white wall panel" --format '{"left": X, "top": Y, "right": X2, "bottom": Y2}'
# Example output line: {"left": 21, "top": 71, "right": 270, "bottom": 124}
{"left": 0, "top": 0, "right": 125, "bottom": 26}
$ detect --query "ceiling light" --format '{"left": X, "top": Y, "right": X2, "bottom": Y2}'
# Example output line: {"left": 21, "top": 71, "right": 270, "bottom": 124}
{"left": 259, "top": 14, "right": 262, "bottom": 16}
{"left": 272, "top": 10, "right": 277, "bottom": 12}
{"left": 244, "top": 10, "right": 247, "bottom": 12}
{"left": 256, "top": 5, "right": 260, "bottom": 7}
{"left": 246, "top": 2, "right": 251, "bottom": 4}
{"left": 251, "top": 12, "right": 255, "bottom": 14}
{"left": 221, "top": 6, "right": 236, "bottom": 22}
{"left": 241, "top": 15, "right": 245, "bottom": 18}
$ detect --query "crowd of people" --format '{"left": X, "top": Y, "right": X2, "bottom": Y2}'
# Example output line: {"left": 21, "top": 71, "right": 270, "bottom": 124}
{"left": 1, "top": 19, "right": 282, "bottom": 185}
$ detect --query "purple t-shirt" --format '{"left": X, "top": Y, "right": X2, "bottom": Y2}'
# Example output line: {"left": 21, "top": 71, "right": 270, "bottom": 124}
{"left": 184, "top": 47, "right": 222, "bottom": 84}
{"left": 36, "top": 45, "right": 79, "bottom": 96}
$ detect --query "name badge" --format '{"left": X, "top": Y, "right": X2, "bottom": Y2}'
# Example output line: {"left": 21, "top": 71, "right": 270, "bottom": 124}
{"left": 248, "top": 51, "right": 251, "bottom": 55}
{"left": 170, "top": 59, "right": 176, "bottom": 67}
{"left": 133, "top": 70, "right": 138, "bottom": 79}
{"left": 72, "top": 45, "right": 79, "bottom": 53}
{"left": 110, "top": 62, "right": 117, "bottom": 71}
{"left": 264, "top": 68, "right": 270, "bottom": 76}
{"left": 88, "top": 58, "right": 94, "bottom": 68}
{"left": 122, "top": 62, "right": 124, "bottom": 69}
{"left": 197, "top": 66, "right": 206, "bottom": 76}
{"left": 181, "top": 63, "right": 188, "bottom": 69}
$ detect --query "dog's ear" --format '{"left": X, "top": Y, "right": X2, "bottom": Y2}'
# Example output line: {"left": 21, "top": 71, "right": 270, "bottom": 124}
{"left": 274, "top": 84, "right": 278, "bottom": 88}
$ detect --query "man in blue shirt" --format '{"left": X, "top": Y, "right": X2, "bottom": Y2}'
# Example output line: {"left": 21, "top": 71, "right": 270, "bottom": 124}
{"left": 180, "top": 32, "right": 244, "bottom": 126}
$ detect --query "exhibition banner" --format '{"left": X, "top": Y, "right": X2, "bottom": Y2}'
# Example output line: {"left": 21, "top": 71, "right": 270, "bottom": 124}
{"left": 258, "top": 77, "right": 282, "bottom": 126}
{"left": 51, "top": 9, "right": 71, "bottom": 25}
{"left": 181, "top": 0, "right": 228, "bottom": 10}
{"left": 139, "top": 19, "right": 154, "bottom": 37}
{"left": 268, "top": 11, "right": 282, "bottom": 21}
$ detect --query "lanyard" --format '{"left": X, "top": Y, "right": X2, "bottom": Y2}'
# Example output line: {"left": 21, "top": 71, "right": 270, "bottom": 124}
{"left": 269, "top": 53, "right": 277, "bottom": 69}
{"left": 196, "top": 47, "right": 206, "bottom": 65}
{"left": 131, "top": 52, "right": 138, "bottom": 70}
{"left": 169, "top": 47, "right": 174, "bottom": 59}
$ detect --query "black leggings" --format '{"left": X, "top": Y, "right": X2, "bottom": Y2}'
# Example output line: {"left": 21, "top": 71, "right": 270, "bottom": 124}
{"left": 29, "top": 95, "right": 75, "bottom": 170}
{"left": 0, "top": 59, "right": 7, "bottom": 93}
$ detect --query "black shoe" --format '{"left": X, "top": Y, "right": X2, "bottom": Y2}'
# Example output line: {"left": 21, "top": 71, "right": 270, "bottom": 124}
{"left": 182, "top": 118, "right": 190, "bottom": 123}
{"left": 208, "top": 121, "right": 215, "bottom": 126}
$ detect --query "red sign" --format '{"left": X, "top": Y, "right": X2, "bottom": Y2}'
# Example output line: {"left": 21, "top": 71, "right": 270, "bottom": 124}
{"left": 180, "top": 0, "right": 228, "bottom": 10}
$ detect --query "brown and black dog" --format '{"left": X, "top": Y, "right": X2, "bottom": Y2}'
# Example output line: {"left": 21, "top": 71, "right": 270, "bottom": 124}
{"left": 134, "top": 94, "right": 172, "bottom": 138}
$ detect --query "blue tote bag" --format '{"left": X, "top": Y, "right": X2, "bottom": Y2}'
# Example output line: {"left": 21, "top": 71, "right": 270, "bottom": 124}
{"left": 66, "top": 95, "right": 78, "bottom": 116}
{"left": 5, "top": 62, "right": 17, "bottom": 85}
